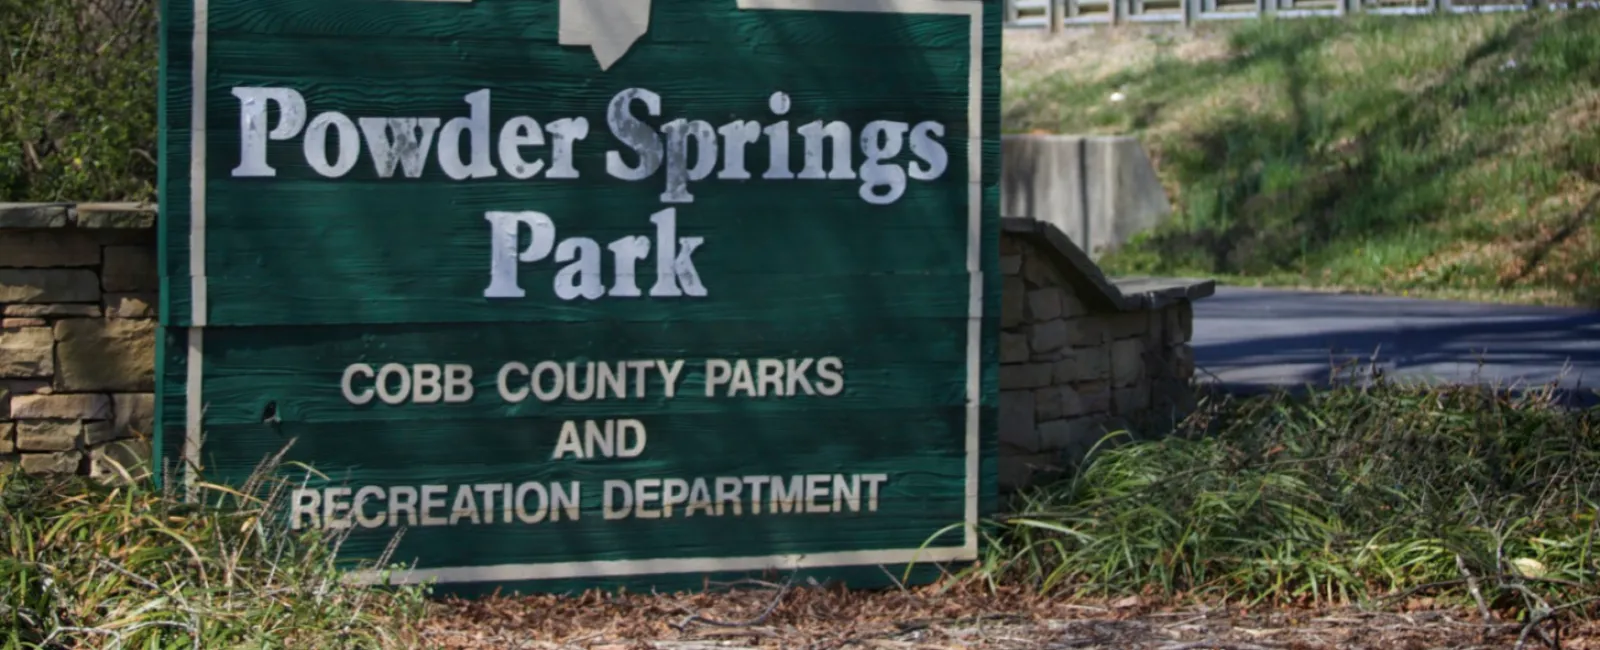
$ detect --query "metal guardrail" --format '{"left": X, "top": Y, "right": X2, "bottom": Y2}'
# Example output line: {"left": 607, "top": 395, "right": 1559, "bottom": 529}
{"left": 1003, "top": 0, "right": 1597, "bottom": 29}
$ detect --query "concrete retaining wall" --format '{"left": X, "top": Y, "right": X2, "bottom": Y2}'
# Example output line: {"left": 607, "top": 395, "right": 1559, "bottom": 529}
{"left": 1002, "top": 134, "right": 1172, "bottom": 259}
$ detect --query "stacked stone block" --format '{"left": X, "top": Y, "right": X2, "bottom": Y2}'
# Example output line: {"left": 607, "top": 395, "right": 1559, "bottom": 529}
{"left": 0, "top": 203, "right": 157, "bottom": 480}
{"left": 997, "top": 230, "right": 1203, "bottom": 490}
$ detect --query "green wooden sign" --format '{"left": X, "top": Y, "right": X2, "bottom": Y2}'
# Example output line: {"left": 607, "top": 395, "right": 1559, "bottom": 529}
{"left": 157, "top": 0, "right": 1000, "bottom": 593}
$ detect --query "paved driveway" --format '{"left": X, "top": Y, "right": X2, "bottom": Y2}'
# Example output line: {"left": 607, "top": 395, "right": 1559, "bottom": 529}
{"left": 1191, "top": 286, "right": 1600, "bottom": 404}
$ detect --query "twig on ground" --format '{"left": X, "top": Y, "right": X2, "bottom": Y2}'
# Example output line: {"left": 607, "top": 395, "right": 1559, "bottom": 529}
{"left": 1157, "top": 641, "right": 1280, "bottom": 650}
{"left": 673, "top": 574, "right": 796, "bottom": 630}
{"left": 1457, "top": 555, "right": 1494, "bottom": 628}
{"left": 1374, "top": 573, "right": 1588, "bottom": 608}
{"left": 878, "top": 564, "right": 911, "bottom": 594}
{"left": 1508, "top": 582, "right": 1559, "bottom": 650}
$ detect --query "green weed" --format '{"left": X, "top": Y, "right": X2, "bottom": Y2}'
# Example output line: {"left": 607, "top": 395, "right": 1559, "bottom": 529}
{"left": 0, "top": 451, "right": 431, "bottom": 649}
{"left": 965, "top": 375, "right": 1600, "bottom": 622}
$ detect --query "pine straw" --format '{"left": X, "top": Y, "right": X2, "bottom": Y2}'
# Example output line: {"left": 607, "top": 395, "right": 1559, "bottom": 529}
{"left": 419, "top": 580, "right": 1600, "bottom": 649}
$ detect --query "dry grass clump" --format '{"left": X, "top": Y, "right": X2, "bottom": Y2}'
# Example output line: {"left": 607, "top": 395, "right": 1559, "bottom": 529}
{"left": 0, "top": 455, "right": 431, "bottom": 649}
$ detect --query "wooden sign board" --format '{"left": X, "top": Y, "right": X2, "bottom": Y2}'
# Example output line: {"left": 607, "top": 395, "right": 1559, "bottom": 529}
{"left": 157, "top": 0, "right": 1000, "bottom": 593}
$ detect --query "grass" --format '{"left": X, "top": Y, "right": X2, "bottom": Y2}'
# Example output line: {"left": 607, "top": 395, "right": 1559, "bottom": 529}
{"left": 0, "top": 453, "right": 431, "bottom": 649}
{"left": 9, "top": 383, "right": 1600, "bottom": 645}
{"left": 972, "top": 372, "right": 1600, "bottom": 627}
{"left": 1003, "top": 11, "right": 1600, "bottom": 307}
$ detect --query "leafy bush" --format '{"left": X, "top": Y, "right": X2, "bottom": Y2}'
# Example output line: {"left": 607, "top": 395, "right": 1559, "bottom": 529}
{"left": 0, "top": 0, "right": 158, "bottom": 202}
{"left": 0, "top": 455, "right": 431, "bottom": 649}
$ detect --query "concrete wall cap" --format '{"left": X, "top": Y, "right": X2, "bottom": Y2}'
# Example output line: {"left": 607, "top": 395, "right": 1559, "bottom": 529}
{"left": 1001, "top": 216, "right": 1214, "bottom": 312}
{"left": 0, "top": 202, "right": 156, "bottom": 230}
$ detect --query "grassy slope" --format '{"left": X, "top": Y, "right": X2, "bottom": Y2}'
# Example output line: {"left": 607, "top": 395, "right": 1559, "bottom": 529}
{"left": 1003, "top": 12, "right": 1600, "bottom": 306}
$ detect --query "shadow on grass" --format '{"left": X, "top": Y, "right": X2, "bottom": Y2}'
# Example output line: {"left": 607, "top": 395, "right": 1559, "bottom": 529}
{"left": 1146, "top": 15, "right": 1537, "bottom": 273}
{"left": 1011, "top": 12, "right": 1600, "bottom": 306}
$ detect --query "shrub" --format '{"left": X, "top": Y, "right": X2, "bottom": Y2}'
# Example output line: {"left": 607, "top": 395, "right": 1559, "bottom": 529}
{"left": 0, "top": 0, "right": 158, "bottom": 202}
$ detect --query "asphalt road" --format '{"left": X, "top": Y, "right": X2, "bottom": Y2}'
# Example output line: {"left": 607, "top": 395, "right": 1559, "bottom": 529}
{"left": 1190, "top": 286, "right": 1600, "bottom": 404}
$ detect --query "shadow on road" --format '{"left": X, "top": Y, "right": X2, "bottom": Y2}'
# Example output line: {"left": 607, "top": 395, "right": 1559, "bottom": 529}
{"left": 1191, "top": 288, "right": 1600, "bottom": 407}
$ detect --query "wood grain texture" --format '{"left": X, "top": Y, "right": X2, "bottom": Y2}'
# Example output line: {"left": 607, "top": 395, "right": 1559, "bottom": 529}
{"left": 209, "top": 0, "right": 973, "bottom": 47}
{"left": 159, "top": 0, "right": 1003, "bottom": 592}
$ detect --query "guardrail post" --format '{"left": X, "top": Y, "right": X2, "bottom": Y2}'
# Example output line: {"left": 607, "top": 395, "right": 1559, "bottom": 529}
{"left": 1050, "top": 0, "right": 1064, "bottom": 33}
{"left": 1112, "top": 0, "right": 1127, "bottom": 25}
{"left": 1183, "top": 0, "right": 1196, "bottom": 25}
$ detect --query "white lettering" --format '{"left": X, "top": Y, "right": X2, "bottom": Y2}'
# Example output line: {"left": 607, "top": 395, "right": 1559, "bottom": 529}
{"left": 498, "top": 361, "right": 530, "bottom": 403}
{"left": 616, "top": 419, "right": 646, "bottom": 457}
{"left": 552, "top": 420, "right": 583, "bottom": 459}
{"left": 323, "top": 486, "right": 353, "bottom": 530}
{"left": 659, "top": 118, "right": 717, "bottom": 203}
{"left": 359, "top": 117, "right": 440, "bottom": 179}
{"left": 231, "top": 87, "right": 306, "bottom": 177}
{"left": 606, "top": 88, "right": 663, "bottom": 181}
{"left": 647, "top": 208, "right": 705, "bottom": 298}
{"left": 290, "top": 488, "right": 320, "bottom": 530}
{"left": 354, "top": 486, "right": 387, "bottom": 528}
{"left": 420, "top": 485, "right": 449, "bottom": 526}
{"left": 375, "top": 363, "right": 411, "bottom": 405}
{"left": 449, "top": 484, "right": 481, "bottom": 525}
{"left": 543, "top": 118, "right": 589, "bottom": 179}
{"left": 482, "top": 211, "right": 557, "bottom": 299}
{"left": 634, "top": 478, "right": 661, "bottom": 519}
{"left": 497, "top": 116, "right": 546, "bottom": 180}
{"left": 515, "top": 482, "right": 548, "bottom": 523}
{"left": 797, "top": 120, "right": 854, "bottom": 181}
{"left": 817, "top": 356, "right": 845, "bottom": 396}
{"left": 303, "top": 111, "right": 361, "bottom": 178}
{"left": 554, "top": 237, "right": 606, "bottom": 301}
{"left": 908, "top": 121, "right": 948, "bottom": 181}
{"left": 286, "top": 474, "right": 888, "bottom": 529}
{"left": 483, "top": 208, "right": 705, "bottom": 301}
{"left": 341, "top": 363, "right": 375, "bottom": 405}
{"left": 227, "top": 85, "right": 951, "bottom": 207}
{"left": 444, "top": 364, "right": 474, "bottom": 403}
{"left": 604, "top": 480, "right": 633, "bottom": 520}
{"left": 438, "top": 89, "right": 499, "bottom": 180}
{"left": 860, "top": 120, "right": 910, "bottom": 205}
{"left": 412, "top": 363, "right": 443, "bottom": 404}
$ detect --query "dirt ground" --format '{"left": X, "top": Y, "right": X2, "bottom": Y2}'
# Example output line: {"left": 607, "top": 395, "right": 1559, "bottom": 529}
{"left": 419, "top": 582, "right": 1600, "bottom": 650}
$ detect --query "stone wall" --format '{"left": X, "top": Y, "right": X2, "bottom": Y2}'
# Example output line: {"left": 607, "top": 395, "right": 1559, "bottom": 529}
{"left": 997, "top": 217, "right": 1212, "bottom": 490}
{"left": 0, "top": 204, "right": 1212, "bottom": 490}
{"left": 0, "top": 203, "right": 158, "bottom": 480}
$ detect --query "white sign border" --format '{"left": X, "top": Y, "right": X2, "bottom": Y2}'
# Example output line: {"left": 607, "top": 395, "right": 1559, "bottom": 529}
{"left": 181, "top": 0, "right": 989, "bottom": 587}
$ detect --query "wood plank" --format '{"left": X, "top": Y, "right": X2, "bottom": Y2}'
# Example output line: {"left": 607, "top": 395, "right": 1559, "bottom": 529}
{"left": 207, "top": 0, "right": 973, "bottom": 48}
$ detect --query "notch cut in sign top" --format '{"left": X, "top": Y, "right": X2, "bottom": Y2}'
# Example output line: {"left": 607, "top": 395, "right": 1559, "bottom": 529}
{"left": 400, "top": 0, "right": 651, "bottom": 71}
{"left": 558, "top": 0, "right": 651, "bottom": 71}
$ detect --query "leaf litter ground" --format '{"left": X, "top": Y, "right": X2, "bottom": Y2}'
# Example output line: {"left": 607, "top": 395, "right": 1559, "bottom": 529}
{"left": 419, "top": 581, "right": 1600, "bottom": 649}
